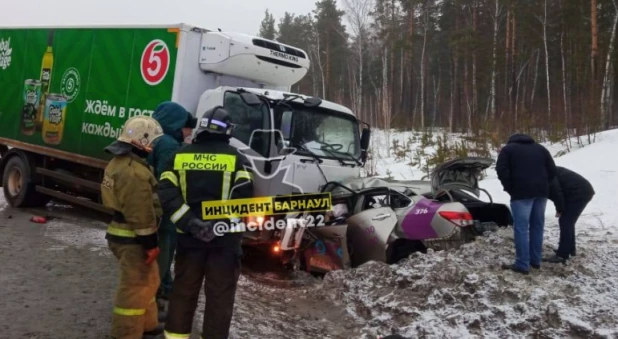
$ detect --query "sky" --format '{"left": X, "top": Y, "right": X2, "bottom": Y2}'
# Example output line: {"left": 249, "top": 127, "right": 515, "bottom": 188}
{"left": 0, "top": 0, "right": 340, "bottom": 37}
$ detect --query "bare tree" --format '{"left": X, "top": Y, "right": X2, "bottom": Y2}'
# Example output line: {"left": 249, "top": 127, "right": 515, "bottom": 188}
{"left": 381, "top": 49, "right": 392, "bottom": 153}
{"left": 471, "top": 1, "right": 479, "bottom": 123}
{"left": 420, "top": 1, "right": 429, "bottom": 129}
{"left": 432, "top": 66, "right": 441, "bottom": 127}
{"left": 531, "top": 48, "right": 540, "bottom": 110}
{"left": 591, "top": 0, "right": 599, "bottom": 79}
{"left": 488, "top": 0, "right": 502, "bottom": 121}
{"left": 342, "top": 0, "right": 374, "bottom": 118}
{"left": 537, "top": 0, "right": 552, "bottom": 120}
{"left": 601, "top": 0, "right": 618, "bottom": 129}
{"left": 312, "top": 33, "right": 327, "bottom": 99}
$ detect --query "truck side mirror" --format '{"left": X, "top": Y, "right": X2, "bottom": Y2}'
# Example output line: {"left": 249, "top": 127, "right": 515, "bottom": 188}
{"left": 249, "top": 129, "right": 273, "bottom": 158}
{"left": 240, "top": 92, "right": 262, "bottom": 106}
{"left": 280, "top": 111, "right": 293, "bottom": 139}
{"left": 360, "top": 128, "right": 371, "bottom": 164}
{"left": 303, "top": 97, "right": 322, "bottom": 107}
{"left": 279, "top": 147, "right": 295, "bottom": 155}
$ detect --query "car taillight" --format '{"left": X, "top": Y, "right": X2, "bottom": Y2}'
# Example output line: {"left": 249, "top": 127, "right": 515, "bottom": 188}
{"left": 439, "top": 211, "right": 474, "bottom": 227}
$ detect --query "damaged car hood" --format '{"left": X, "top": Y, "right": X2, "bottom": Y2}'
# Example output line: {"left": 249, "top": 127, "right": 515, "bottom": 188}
{"left": 322, "top": 177, "right": 431, "bottom": 197}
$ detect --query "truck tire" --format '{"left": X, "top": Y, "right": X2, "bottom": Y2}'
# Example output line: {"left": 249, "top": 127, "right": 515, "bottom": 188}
{"left": 0, "top": 145, "right": 8, "bottom": 159}
{"left": 2, "top": 156, "right": 50, "bottom": 208}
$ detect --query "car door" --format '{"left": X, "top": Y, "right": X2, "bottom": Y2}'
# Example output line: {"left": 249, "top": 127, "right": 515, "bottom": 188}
{"left": 346, "top": 206, "right": 398, "bottom": 267}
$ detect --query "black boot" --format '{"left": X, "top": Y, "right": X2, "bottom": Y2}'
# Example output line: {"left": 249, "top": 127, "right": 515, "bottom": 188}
{"left": 156, "top": 297, "right": 167, "bottom": 313}
{"left": 157, "top": 310, "right": 167, "bottom": 323}
{"left": 554, "top": 249, "right": 576, "bottom": 257}
{"left": 143, "top": 323, "right": 164, "bottom": 338}
{"left": 543, "top": 254, "right": 567, "bottom": 264}
{"left": 501, "top": 263, "right": 529, "bottom": 275}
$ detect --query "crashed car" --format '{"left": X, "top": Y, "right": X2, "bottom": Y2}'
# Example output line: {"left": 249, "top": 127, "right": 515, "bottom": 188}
{"left": 279, "top": 157, "right": 514, "bottom": 274}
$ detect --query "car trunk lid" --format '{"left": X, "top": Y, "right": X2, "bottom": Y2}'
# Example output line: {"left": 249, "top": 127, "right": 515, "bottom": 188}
{"left": 430, "top": 157, "right": 494, "bottom": 197}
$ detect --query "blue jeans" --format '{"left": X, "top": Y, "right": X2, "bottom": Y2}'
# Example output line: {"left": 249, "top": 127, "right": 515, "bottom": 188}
{"left": 510, "top": 198, "right": 547, "bottom": 271}
{"left": 157, "top": 226, "right": 177, "bottom": 298}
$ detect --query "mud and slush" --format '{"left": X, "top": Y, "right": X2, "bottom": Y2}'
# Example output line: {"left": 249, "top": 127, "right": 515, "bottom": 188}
{"left": 1, "top": 199, "right": 617, "bottom": 339}
{"left": 0, "top": 201, "right": 354, "bottom": 339}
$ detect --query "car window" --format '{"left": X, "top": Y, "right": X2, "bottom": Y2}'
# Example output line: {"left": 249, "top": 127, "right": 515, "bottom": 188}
{"left": 390, "top": 193, "right": 412, "bottom": 209}
{"left": 363, "top": 192, "right": 411, "bottom": 210}
{"left": 363, "top": 194, "right": 388, "bottom": 210}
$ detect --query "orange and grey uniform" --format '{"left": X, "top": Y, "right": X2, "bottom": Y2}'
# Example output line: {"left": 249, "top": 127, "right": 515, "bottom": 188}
{"left": 101, "top": 151, "right": 162, "bottom": 339}
{"left": 158, "top": 135, "right": 253, "bottom": 339}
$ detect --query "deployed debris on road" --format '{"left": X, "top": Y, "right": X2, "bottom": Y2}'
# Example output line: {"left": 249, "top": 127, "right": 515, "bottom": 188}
{"left": 29, "top": 215, "right": 47, "bottom": 224}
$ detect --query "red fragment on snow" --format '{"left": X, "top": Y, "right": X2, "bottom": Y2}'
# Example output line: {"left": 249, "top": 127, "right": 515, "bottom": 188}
{"left": 30, "top": 216, "right": 47, "bottom": 224}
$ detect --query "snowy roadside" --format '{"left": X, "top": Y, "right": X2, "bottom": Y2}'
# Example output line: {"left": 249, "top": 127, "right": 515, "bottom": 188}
{"left": 318, "top": 224, "right": 618, "bottom": 338}
{"left": 318, "top": 128, "right": 618, "bottom": 338}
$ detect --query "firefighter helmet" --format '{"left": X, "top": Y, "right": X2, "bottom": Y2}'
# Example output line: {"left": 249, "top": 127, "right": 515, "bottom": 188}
{"left": 117, "top": 115, "right": 164, "bottom": 151}
{"left": 194, "top": 106, "right": 233, "bottom": 139}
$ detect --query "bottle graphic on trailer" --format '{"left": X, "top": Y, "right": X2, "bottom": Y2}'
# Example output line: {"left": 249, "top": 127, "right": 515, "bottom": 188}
{"left": 42, "top": 94, "right": 67, "bottom": 145}
{"left": 21, "top": 79, "right": 42, "bottom": 136}
{"left": 36, "top": 29, "right": 55, "bottom": 131}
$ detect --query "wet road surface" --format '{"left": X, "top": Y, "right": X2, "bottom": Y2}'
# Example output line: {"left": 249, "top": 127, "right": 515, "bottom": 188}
{"left": 0, "top": 200, "right": 359, "bottom": 339}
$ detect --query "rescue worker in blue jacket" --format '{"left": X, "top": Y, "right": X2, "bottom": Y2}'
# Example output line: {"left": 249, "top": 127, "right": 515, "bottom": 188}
{"left": 157, "top": 106, "right": 254, "bottom": 339}
{"left": 147, "top": 101, "right": 197, "bottom": 307}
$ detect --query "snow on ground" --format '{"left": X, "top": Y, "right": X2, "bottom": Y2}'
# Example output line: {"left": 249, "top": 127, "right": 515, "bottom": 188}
{"left": 317, "top": 128, "right": 618, "bottom": 338}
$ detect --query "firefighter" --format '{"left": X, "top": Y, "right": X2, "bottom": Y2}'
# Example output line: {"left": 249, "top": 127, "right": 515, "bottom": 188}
{"left": 158, "top": 106, "right": 254, "bottom": 339}
{"left": 101, "top": 115, "right": 166, "bottom": 339}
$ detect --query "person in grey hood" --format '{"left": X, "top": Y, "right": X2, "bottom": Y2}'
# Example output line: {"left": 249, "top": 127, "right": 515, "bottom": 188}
{"left": 496, "top": 133, "right": 557, "bottom": 275}
{"left": 147, "top": 101, "right": 197, "bottom": 307}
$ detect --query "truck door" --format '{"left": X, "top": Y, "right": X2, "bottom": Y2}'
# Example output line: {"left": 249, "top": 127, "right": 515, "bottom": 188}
{"left": 222, "top": 91, "right": 274, "bottom": 197}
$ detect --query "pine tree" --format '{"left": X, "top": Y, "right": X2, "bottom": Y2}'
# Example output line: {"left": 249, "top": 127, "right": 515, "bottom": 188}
{"left": 313, "top": 0, "right": 349, "bottom": 101}
{"left": 258, "top": 9, "right": 277, "bottom": 40}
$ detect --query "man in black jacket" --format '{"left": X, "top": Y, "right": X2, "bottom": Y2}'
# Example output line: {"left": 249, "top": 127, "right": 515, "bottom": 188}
{"left": 496, "top": 133, "right": 557, "bottom": 275}
{"left": 544, "top": 166, "right": 595, "bottom": 263}
{"left": 157, "top": 106, "right": 254, "bottom": 339}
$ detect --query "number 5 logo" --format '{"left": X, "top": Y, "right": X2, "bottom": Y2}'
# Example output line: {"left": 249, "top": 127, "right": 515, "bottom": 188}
{"left": 140, "top": 39, "right": 170, "bottom": 86}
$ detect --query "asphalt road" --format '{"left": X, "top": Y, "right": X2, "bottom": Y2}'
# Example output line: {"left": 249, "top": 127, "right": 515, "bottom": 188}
{"left": 0, "top": 201, "right": 116, "bottom": 339}
{"left": 0, "top": 199, "right": 359, "bottom": 339}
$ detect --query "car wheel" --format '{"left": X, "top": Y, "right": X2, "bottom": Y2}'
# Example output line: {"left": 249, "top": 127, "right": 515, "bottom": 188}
{"left": 386, "top": 239, "right": 427, "bottom": 264}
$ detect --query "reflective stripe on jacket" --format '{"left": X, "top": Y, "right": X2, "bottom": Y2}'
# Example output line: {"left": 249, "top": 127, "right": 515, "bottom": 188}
{"left": 157, "top": 136, "right": 254, "bottom": 238}
{"left": 101, "top": 152, "right": 161, "bottom": 249}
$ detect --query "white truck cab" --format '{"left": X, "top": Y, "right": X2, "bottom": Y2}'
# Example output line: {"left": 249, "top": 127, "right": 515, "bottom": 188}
{"left": 188, "top": 29, "right": 371, "bottom": 198}
{"left": 189, "top": 29, "right": 371, "bottom": 249}
{"left": 195, "top": 86, "right": 370, "bottom": 197}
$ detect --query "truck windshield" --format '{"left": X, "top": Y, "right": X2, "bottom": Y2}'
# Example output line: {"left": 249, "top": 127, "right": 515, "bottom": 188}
{"left": 275, "top": 105, "right": 361, "bottom": 161}
{"left": 223, "top": 91, "right": 271, "bottom": 156}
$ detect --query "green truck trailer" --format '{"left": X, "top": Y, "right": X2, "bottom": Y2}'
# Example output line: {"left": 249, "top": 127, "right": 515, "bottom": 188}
{"left": 0, "top": 23, "right": 370, "bottom": 216}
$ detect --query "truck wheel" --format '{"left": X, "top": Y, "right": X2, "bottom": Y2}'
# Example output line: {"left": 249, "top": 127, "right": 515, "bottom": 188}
{"left": 0, "top": 145, "right": 8, "bottom": 159}
{"left": 2, "top": 156, "right": 50, "bottom": 208}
